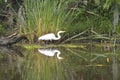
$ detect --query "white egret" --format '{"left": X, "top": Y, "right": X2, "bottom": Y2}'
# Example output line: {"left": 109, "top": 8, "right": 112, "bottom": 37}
{"left": 38, "top": 31, "right": 65, "bottom": 41}
{"left": 38, "top": 49, "right": 63, "bottom": 59}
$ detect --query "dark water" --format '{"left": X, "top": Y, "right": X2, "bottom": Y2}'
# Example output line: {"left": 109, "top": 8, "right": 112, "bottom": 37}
{"left": 0, "top": 44, "right": 120, "bottom": 80}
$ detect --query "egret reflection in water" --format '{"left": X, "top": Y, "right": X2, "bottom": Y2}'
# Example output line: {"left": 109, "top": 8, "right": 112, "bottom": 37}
{"left": 38, "top": 48, "right": 63, "bottom": 59}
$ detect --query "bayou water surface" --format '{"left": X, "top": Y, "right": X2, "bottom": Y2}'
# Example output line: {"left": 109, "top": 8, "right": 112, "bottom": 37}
{"left": 0, "top": 44, "right": 120, "bottom": 80}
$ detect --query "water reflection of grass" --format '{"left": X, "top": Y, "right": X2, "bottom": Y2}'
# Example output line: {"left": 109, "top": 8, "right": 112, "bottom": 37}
{"left": 0, "top": 44, "right": 120, "bottom": 80}
{"left": 22, "top": 44, "right": 120, "bottom": 80}
{"left": 22, "top": 50, "right": 65, "bottom": 80}
{"left": 60, "top": 47, "right": 118, "bottom": 80}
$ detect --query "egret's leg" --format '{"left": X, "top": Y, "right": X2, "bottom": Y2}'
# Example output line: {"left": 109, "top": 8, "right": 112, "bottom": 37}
{"left": 44, "top": 40, "right": 50, "bottom": 45}
{"left": 40, "top": 40, "right": 46, "bottom": 46}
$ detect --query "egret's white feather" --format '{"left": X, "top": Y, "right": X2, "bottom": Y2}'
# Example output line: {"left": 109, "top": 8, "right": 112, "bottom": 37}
{"left": 38, "top": 33, "right": 55, "bottom": 40}
{"left": 38, "top": 31, "right": 65, "bottom": 41}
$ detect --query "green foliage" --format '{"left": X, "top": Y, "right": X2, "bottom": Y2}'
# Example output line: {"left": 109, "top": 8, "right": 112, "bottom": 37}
{"left": 116, "top": 24, "right": 120, "bottom": 34}
{"left": 24, "top": 0, "right": 85, "bottom": 42}
{"left": 0, "top": 54, "right": 3, "bottom": 59}
{"left": 0, "top": 0, "right": 2, "bottom": 3}
{"left": 0, "top": 25, "right": 5, "bottom": 35}
{"left": 22, "top": 0, "right": 118, "bottom": 42}
{"left": 117, "top": 0, "right": 120, "bottom": 5}
{"left": 24, "top": 0, "right": 66, "bottom": 42}
{"left": 103, "top": 0, "right": 113, "bottom": 10}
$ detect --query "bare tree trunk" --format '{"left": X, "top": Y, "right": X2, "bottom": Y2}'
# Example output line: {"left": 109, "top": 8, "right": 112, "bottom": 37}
{"left": 112, "top": 0, "right": 119, "bottom": 45}
{"left": 112, "top": 0, "right": 119, "bottom": 35}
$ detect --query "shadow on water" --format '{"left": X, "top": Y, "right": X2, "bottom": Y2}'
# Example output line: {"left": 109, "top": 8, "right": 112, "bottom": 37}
{"left": 0, "top": 44, "right": 120, "bottom": 80}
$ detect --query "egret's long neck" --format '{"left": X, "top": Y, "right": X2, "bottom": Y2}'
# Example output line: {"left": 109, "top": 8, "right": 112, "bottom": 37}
{"left": 54, "top": 32, "right": 61, "bottom": 40}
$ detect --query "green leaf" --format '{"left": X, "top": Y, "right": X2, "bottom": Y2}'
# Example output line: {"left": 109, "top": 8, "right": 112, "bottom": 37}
{"left": 94, "top": 0, "right": 100, "bottom": 5}
{"left": 117, "top": 0, "right": 120, "bottom": 5}
{"left": 103, "top": 0, "right": 112, "bottom": 9}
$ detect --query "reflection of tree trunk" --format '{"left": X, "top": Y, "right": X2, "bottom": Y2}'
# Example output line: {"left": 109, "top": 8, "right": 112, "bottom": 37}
{"left": 112, "top": 46, "right": 118, "bottom": 80}
{"left": 112, "top": 55, "right": 118, "bottom": 80}
{"left": 0, "top": 46, "right": 24, "bottom": 57}
{"left": 0, "top": 46, "right": 25, "bottom": 80}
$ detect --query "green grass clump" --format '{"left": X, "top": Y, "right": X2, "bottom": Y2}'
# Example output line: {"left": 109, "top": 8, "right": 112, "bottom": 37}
{"left": 24, "top": 0, "right": 73, "bottom": 43}
{"left": 23, "top": 0, "right": 87, "bottom": 43}
{"left": 23, "top": 0, "right": 115, "bottom": 43}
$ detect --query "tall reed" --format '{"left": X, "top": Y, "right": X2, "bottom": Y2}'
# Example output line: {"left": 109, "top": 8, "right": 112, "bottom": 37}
{"left": 24, "top": 0, "right": 77, "bottom": 43}
{"left": 24, "top": 0, "right": 86, "bottom": 40}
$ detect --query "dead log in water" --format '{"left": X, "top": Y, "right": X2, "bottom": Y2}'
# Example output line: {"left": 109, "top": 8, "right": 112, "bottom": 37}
{"left": 0, "top": 32, "right": 28, "bottom": 46}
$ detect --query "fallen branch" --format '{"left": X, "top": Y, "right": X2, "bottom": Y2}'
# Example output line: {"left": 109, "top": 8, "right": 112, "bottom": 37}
{"left": 61, "top": 29, "right": 89, "bottom": 44}
{"left": 61, "top": 28, "right": 111, "bottom": 44}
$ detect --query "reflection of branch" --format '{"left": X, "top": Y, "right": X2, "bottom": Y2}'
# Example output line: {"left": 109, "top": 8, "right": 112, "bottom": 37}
{"left": 91, "top": 54, "right": 107, "bottom": 62}
{"left": 66, "top": 48, "right": 87, "bottom": 61}
{"left": 86, "top": 11, "right": 99, "bottom": 16}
